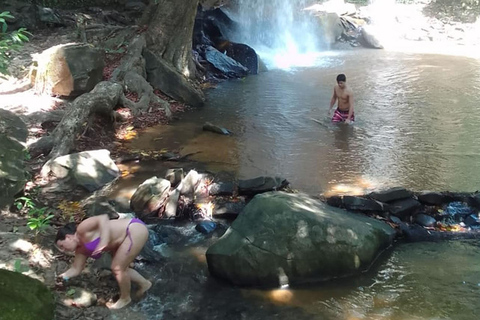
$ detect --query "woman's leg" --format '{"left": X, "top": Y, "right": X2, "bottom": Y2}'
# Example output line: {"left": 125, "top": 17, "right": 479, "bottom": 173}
{"left": 109, "top": 223, "right": 150, "bottom": 309}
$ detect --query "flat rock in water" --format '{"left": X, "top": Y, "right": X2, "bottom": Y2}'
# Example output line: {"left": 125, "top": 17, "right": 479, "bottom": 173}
{"left": 417, "top": 191, "right": 445, "bottom": 205}
{"left": 238, "top": 176, "right": 288, "bottom": 195}
{"left": 369, "top": 187, "right": 413, "bottom": 203}
{"left": 209, "top": 182, "right": 235, "bottom": 196}
{"left": 343, "top": 196, "right": 384, "bottom": 212}
{"left": 389, "top": 198, "right": 422, "bottom": 218}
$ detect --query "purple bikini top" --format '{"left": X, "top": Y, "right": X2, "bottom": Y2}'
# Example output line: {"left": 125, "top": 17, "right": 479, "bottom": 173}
{"left": 83, "top": 237, "right": 102, "bottom": 259}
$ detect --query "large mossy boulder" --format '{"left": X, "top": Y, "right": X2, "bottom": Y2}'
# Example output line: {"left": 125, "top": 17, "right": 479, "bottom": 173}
{"left": 206, "top": 192, "right": 395, "bottom": 287}
{"left": 0, "top": 109, "right": 27, "bottom": 209}
{"left": 0, "top": 269, "right": 55, "bottom": 320}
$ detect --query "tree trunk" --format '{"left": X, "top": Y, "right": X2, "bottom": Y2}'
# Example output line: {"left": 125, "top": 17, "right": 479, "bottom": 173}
{"left": 145, "top": 0, "right": 199, "bottom": 78}
{"left": 29, "top": 81, "right": 123, "bottom": 162}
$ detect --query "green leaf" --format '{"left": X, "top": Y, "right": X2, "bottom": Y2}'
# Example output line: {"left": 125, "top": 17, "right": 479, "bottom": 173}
{"left": 67, "top": 288, "right": 76, "bottom": 296}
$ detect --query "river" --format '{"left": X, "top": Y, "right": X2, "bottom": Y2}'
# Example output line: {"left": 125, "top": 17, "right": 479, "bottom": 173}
{"left": 109, "top": 48, "right": 480, "bottom": 320}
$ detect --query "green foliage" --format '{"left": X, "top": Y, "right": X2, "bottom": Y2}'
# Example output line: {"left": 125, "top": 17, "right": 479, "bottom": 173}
{"left": 15, "top": 195, "right": 55, "bottom": 235}
{"left": 27, "top": 206, "right": 55, "bottom": 234}
{"left": 0, "top": 11, "right": 31, "bottom": 76}
{"left": 13, "top": 259, "right": 30, "bottom": 273}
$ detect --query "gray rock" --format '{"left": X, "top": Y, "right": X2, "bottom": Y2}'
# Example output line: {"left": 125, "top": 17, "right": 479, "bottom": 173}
{"left": 144, "top": 48, "right": 205, "bottom": 107}
{"left": 65, "top": 287, "right": 97, "bottom": 308}
{"left": 203, "top": 122, "right": 230, "bottom": 135}
{"left": 418, "top": 191, "right": 444, "bottom": 205}
{"left": 165, "top": 168, "right": 184, "bottom": 187}
{"left": 414, "top": 213, "right": 437, "bottom": 227}
{"left": 369, "top": 187, "right": 413, "bottom": 203}
{"left": 206, "top": 192, "right": 395, "bottom": 286}
{"left": 238, "top": 176, "right": 288, "bottom": 196}
{"left": 32, "top": 43, "right": 105, "bottom": 97}
{"left": 213, "top": 197, "right": 246, "bottom": 218}
{"left": 326, "top": 195, "right": 343, "bottom": 208}
{"left": 204, "top": 45, "right": 249, "bottom": 78}
{"left": 343, "top": 196, "right": 384, "bottom": 212}
{"left": 464, "top": 214, "right": 480, "bottom": 226}
{"left": 83, "top": 196, "right": 119, "bottom": 219}
{"left": 209, "top": 181, "right": 234, "bottom": 196}
{"left": 130, "top": 177, "right": 171, "bottom": 217}
{"left": 389, "top": 198, "right": 422, "bottom": 218}
{"left": 0, "top": 269, "right": 54, "bottom": 320}
{"left": 0, "top": 110, "right": 27, "bottom": 209}
{"left": 470, "top": 193, "right": 480, "bottom": 209}
{"left": 50, "top": 149, "right": 120, "bottom": 192}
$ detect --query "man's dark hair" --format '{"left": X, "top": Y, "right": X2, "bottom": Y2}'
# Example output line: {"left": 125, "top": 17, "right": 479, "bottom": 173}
{"left": 336, "top": 74, "right": 346, "bottom": 82}
{"left": 55, "top": 222, "right": 77, "bottom": 242}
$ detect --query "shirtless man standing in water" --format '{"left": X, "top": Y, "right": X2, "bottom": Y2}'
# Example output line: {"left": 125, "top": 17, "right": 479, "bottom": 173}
{"left": 328, "top": 74, "right": 355, "bottom": 124}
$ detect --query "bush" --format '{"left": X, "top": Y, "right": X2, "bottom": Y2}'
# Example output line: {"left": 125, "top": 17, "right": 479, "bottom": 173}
{"left": 0, "top": 11, "right": 31, "bottom": 76}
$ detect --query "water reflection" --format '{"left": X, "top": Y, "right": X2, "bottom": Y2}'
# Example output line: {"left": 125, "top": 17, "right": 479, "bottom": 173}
{"left": 125, "top": 50, "right": 480, "bottom": 194}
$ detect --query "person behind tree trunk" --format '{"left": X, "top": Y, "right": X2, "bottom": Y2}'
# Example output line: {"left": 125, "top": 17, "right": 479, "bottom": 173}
{"left": 328, "top": 73, "right": 355, "bottom": 124}
{"left": 55, "top": 214, "right": 152, "bottom": 309}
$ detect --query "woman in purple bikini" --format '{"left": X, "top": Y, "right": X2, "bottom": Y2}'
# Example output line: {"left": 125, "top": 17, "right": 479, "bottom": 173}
{"left": 55, "top": 214, "right": 152, "bottom": 309}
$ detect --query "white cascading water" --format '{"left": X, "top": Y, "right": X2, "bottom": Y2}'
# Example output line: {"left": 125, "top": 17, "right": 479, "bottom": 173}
{"left": 222, "top": 0, "right": 325, "bottom": 69}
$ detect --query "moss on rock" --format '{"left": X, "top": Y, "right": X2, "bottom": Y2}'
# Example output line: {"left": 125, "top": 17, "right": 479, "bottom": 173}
{"left": 0, "top": 269, "right": 55, "bottom": 320}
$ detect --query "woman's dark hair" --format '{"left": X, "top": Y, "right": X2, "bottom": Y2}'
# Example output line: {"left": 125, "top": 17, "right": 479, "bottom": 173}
{"left": 336, "top": 74, "right": 346, "bottom": 82}
{"left": 55, "top": 222, "right": 77, "bottom": 243}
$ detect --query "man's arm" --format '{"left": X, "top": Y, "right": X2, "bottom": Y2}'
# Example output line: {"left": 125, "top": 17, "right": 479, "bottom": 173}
{"left": 346, "top": 91, "right": 354, "bottom": 123}
{"left": 328, "top": 87, "right": 337, "bottom": 113}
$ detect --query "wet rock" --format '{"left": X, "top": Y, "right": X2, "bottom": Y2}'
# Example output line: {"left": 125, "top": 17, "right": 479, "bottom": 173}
{"left": 0, "top": 109, "right": 27, "bottom": 209}
{"left": 238, "top": 176, "right": 289, "bottom": 196}
{"left": 165, "top": 168, "right": 184, "bottom": 187}
{"left": 469, "top": 193, "right": 480, "bottom": 209}
{"left": 326, "top": 195, "right": 343, "bottom": 208}
{"left": 0, "top": 269, "right": 54, "bottom": 320}
{"left": 464, "top": 214, "right": 480, "bottom": 227}
{"left": 213, "top": 198, "right": 246, "bottom": 218}
{"left": 204, "top": 45, "right": 249, "bottom": 78}
{"left": 195, "top": 220, "right": 217, "bottom": 234}
{"left": 343, "top": 196, "right": 384, "bottom": 212}
{"left": 164, "top": 189, "right": 180, "bottom": 218}
{"left": 203, "top": 121, "right": 231, "bottom": 135}
{"left": 388, "top": 198, "right": 422, "bottom": 219}
{"left": 130, "top": 177, "right": 171, "bottom": 217}
{"left": 389, "top": 215, "right": 402, "bottom": 225}
{"left": 32, "top": 43, "right": 104, "bottom": 97}
{"left": 220, "top": 41, "right": 258, "bottom": 74}
{"left": 206, "top": 192, "right": 395, "bottom": 287}
{"left": 414, "top": 213, "right": 437, "bottom": 227}
{"left": 369, "top": 187, "right": 413, "bottom": 203}
{"left": 209, "top": 182, "right": 234, "bottom": 196}
{"left": 418, "top": 191, "right": 444, "bottom": 205}
{"left": 49, "top": 149, "right": 120, "bottom": 192}
{"left": 402, "top": 224, "right": 480, "bottom": 242}
{"left": 177, "top": 170, "right": 201, "bottom": 196}
{"left": 359, "top": 25, "right": 384, "bottom": 49}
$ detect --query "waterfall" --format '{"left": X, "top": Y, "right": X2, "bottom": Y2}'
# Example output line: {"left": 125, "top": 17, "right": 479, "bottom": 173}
{"left": 223, "top": 0, "right": 325, "bottom": 69}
